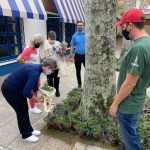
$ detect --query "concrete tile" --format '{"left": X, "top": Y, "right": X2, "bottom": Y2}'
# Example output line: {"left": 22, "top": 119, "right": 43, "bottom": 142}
{"left": 0, "top": 106, "right": 15, "bottom": 128}
{"left": 0, "top": 118, "right": 19, "bottom": 147}
{"left": 38, "top": 137, "right": 72, "bottom": 150}
{"left": 86, "top": 145, "right": 107, "bottom": 150}
{"left": 7, "top": 134, "right": 49, "bottom": 150}
{"left": 32, "top": 119, "right": 46, "bottom": 130}
{"left": 72, "top": 142, "right": 86, "bottom": 150}
{"left": 0, "top": 146, "right": 4, "bottom": 150}
{"left": 29, "top": 110, "right": 46, "bottom": 125}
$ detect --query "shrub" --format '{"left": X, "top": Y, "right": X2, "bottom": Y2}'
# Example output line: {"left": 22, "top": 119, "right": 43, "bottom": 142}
{"left": 139, "top": 113, "right": 150, "bottom": 149}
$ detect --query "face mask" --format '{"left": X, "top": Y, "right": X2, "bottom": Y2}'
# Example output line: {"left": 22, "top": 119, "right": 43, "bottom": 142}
{"left": 122, "top": 26, "right": 131, "bottom": 40}
{"left": 34, "top": 43, "right": 40, "bottom": 48}
{"left": 45, "top": 69, "right": 52, "bottom": 75}
{"left": 78, "top": 27, "right": 83, "bottom": 32}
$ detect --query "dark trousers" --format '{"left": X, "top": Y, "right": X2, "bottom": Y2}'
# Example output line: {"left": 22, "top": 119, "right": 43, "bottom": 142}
{"left": 47, "top": 69, "right": 60, "bottom": 90}
{"left": 1, "top": 81, "right": 33, "bottom": 139}
{"left": 74, "top": 53, "right": 85, "bottom": 85}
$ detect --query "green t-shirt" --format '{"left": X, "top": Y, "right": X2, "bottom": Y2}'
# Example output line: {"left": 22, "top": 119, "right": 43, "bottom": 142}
{"left": 118, "top": 37, "right": 150, "bottom": 114}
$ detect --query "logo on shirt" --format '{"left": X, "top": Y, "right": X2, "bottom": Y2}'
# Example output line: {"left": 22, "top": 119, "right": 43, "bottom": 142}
{"left": 131, "top": 56, "right": 139, "bottom": 68}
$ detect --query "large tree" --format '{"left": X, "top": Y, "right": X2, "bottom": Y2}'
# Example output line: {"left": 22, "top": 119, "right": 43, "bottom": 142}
{"left": 80, "top": 0, "right": 117, "bottom": 119}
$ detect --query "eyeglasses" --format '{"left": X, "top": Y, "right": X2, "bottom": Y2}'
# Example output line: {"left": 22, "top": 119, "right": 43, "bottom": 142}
{"left": 77, "top": 25, "right": 83, "bottom": 27}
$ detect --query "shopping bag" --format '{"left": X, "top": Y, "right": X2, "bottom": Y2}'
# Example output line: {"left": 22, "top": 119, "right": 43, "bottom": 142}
{"left": 58, "top": 58, "right": 67, "bottom": 77}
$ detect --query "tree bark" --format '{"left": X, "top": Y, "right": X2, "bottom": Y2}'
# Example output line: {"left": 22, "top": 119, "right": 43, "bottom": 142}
{"left": 80, "top": 0, "right": 117, "bottom": 119}
{"left": 120, "top": 0, "right": 134, "bottom": 58}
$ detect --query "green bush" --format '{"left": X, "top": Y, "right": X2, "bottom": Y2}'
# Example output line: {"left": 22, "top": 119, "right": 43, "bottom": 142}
{"left": 139, "top": 113, "right": 150, "bottom": 149}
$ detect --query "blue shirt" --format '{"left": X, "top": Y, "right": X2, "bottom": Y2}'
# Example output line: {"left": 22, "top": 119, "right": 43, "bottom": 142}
{"left": 4, "top": 64, "right": 42, "bottom": 99}
{"left": 70, "top": 31, "right": 86, "bottom": 55}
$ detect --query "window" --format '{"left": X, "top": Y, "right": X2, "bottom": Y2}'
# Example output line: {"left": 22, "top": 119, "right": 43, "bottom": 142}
{"left": 0, "top": 16, "right": 22, "bottom": 62}
{"left": 65, "top": 23, "right": 76, "bottom": 46}
{"left": 47, "top": 14, "right": 63, "bottom": 42}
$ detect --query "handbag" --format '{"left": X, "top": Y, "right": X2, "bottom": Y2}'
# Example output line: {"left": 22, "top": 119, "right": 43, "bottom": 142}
{"left": 58, "top": 58, "right": 67, "bottom": 77}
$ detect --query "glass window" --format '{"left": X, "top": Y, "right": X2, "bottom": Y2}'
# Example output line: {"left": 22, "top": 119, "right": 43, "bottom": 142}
{"left": 10, "top": 35, "right": 18, "bottom": 44}
{"left": 0, "top": 16, "right": 22, "bottom": 62}
{"left": 0, "top": 23, "right": 6, "bottom": 32}
{"left": 9, "top": 23, "right": 19, "bottom": 32}
{"left": 0, "top": 35, "right": 7, "bottom": 45}
{"left": 11, "top": 46, "right": 19, "bottom": 55}
{"left": 0, "top": 48, "right": 9, "bottom": 58}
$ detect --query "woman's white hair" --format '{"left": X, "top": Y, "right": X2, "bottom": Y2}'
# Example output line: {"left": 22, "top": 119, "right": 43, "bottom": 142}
{"left": 30, "top": 34, "right": 44, "bottom": 48}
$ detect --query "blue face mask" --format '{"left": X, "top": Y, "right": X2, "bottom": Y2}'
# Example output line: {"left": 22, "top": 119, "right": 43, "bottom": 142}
{"left": 78, "top": 27, "right": 83, "bottom": 32}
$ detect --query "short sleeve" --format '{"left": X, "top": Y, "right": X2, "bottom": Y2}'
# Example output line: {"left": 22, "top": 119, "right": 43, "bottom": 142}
{"left": 70, "top": 34, "right": 76, "bottom": 46}
{"left": 20, "top": 47, "right": 32, "bottom": 60}
{"left": 127, "top": 47, "right": 147, "bottom": 75}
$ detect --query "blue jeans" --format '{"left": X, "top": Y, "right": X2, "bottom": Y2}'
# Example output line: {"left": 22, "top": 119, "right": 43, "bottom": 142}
{"left": 117, "top": 112, "right": 142, "bottom": 150}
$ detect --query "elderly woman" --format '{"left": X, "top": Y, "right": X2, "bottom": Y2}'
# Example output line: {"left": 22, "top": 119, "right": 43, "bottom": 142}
{"left": 1, "top": 58, "right": 57, "bottom": 143}
{"left": 44, "top": 30, "right": 63, "bottom": 97}
{"left": 16, "top": 34, "right": 44, "bottom": 114}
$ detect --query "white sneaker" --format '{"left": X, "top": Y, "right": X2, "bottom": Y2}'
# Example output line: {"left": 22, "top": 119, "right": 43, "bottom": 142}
{"left": 24, "top": 135, "right": 39, "bottom": 143}
{"left": 30, "top": 106, "right": 42, "bottom": 114}
{"left": 32, "top": 130, "right": 41, "bottom": 136}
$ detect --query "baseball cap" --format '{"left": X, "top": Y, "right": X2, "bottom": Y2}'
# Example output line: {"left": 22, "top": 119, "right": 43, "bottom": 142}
{"left": 115, "top": 8, "right": 144, "bottom": 26}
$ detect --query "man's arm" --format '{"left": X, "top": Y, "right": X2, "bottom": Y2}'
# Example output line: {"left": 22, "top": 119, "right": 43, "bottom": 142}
{"left": 109, "top": 73, "right": 140, "bottom": 117}
{"left": 70, "top": 46, "right": 74, "bottom": 58}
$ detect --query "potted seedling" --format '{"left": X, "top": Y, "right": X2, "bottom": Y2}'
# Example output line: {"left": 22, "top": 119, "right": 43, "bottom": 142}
{"left": 76, "top": 121, "right": 87, "bottom": 138}
{"left": 61, "top": 41, "right": 68, "bottom": 53}
{"left": 39, "top": 82, "right": 56, "bottom": 112}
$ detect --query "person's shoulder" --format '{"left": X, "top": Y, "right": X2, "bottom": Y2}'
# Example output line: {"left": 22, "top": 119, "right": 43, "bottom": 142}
{"left": 72, "top": 32, "right": 78, "bottom": 37}
{"left": 55, "top": 41, "right": 61, "bottom": 45}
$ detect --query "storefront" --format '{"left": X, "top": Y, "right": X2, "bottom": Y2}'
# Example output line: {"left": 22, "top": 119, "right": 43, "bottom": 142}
{"left": 0, "top": 0, "right": 47, "bottom": 76}
{"left": 0, "top": 0, "right": 85, "bottom": 76}
{"left": 42, "top": 0, "right": 85, "bottom": 54}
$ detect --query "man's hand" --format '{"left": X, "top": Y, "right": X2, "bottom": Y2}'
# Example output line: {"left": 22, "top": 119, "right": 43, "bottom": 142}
{"left": 109, "top": 103, "right": 118, "bottom": 118}
{"left": 69, "top": 55, "right": 74, "bottom": 62}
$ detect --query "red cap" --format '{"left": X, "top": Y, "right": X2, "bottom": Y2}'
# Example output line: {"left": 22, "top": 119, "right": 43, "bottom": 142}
{"left": 115, "top": 8, "right": 144, "bottom": 26}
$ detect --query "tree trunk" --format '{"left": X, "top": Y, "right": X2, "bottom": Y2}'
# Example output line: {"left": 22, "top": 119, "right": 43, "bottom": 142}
{"left": 120, "top": 0, "right": 134, "bottom": 58}
{"left": 80, "top": 0, "right": 117, "bottom": 119}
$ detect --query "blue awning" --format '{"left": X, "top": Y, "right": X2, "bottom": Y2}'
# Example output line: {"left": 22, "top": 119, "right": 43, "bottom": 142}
{"left": 54, "top": 0, "right": 85, "bottom": 23}
{"left": 0, "top": 0, "right": 47, "bottom": 20}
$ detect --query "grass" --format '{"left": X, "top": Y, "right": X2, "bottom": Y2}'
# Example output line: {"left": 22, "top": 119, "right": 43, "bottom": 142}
{"left": 41, "top": 126, "right": 117, "bottom": 150}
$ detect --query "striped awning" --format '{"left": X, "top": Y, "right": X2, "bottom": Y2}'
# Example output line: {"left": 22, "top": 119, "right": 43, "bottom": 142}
{"left": 0, "top": 0, "right": 47, "bottom": 20}
{"left": 54, "top": 0, "right": 85, "bottom": 23}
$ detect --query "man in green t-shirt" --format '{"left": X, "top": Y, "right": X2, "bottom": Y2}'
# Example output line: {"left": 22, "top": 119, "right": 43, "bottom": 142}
{"left": 109, "top": 8, "right": 150, "bottom": 150}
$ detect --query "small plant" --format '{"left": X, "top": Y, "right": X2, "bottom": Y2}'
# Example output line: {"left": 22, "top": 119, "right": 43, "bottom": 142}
{"left": 139, "top": 113, "right": 150, "bottom": 149}
{"left": 61, "top": 41, "right": 68, "bottom": 48}
{"left": 76, "top": 121, "right": 87, "bottom": 137}
{"left": 41, "top": 83, "right": 54, "bottom": 92}
{"left": 58, "top": 117, "right": 71, "bottom": 132}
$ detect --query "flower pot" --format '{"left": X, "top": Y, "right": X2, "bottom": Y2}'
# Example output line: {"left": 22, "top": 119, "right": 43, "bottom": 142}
{"left": 71, "top": 122, "right": 76, "bottom": 129}
{"left": 62, "top": 47, "right": 67, "bottom": 52}
{"left": 92, "top": 134, "right": 100, "bottom": 141}
{"left": 110, "top": 140, "right": 119, "bottom": 146}
{"left": 47, "top": 124, "right": 54, "bottom": 129}
{"left": 79, "top": 132, "right": 86, "bottom": 138}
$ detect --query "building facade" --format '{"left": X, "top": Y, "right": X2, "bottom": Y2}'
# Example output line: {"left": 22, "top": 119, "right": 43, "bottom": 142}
{"left": 0, "top": 0, "right": 84, "bottom": 76}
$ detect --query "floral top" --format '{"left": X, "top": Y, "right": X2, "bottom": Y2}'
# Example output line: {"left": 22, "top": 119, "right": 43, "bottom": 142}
{"left": 43, "top": 40, "right": 62, "bottom": 68}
